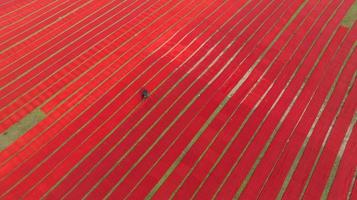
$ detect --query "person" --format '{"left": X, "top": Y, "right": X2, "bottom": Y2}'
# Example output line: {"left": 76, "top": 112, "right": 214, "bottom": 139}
{"left": 142, "top": 89, "right": 149, "bottom": 99}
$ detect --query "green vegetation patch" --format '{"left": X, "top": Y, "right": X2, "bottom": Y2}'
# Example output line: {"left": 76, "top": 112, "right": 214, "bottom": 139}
{"left": 0, "top": 109, "right": 46, "bottom": 151}
{"left": 341, "top": 1, "right": 357, "bottom": 27}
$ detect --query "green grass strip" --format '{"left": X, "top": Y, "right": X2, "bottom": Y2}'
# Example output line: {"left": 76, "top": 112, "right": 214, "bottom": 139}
{"left": 341, "top": 0, "right": 357, "bottom": 27}
{"left": 347, "top": 168, "right": 357, "bottom": 199}
{"left": 0, "top": 109, "right": 46, "bottom": 151}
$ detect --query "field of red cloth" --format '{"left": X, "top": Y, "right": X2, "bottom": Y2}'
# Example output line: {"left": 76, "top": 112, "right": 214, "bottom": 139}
{"left": 0, "top": 0, "right": 356, "bottom": 199}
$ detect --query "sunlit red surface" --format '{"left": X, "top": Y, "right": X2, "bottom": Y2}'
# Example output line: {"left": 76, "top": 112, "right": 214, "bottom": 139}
{"left": 0, "top": 0, "right": 356, "bottom": 199}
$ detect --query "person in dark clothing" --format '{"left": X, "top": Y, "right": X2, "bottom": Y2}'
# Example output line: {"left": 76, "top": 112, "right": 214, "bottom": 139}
{"left": 142, "top": 89, "right": 149, "bottom": 99}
